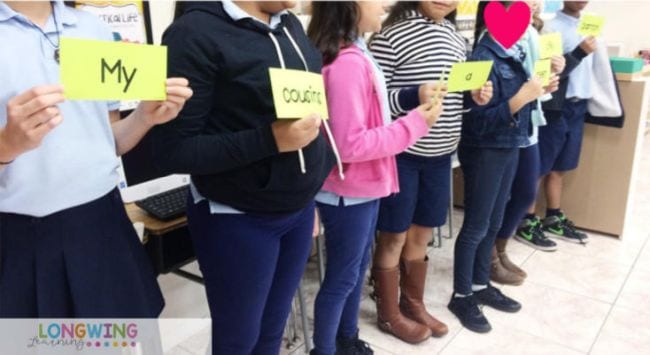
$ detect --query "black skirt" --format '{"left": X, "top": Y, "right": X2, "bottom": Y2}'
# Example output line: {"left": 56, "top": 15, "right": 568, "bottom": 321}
{"left": 0, "top": 189, "right": 164, "bottom": 318}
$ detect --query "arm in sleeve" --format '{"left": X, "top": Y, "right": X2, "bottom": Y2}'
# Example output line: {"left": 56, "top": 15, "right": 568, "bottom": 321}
{"left": 462, "top": 51, "right": 519, "bottom": 136}
{"left": 369, "top": 33, "right": 420, "bottom": 116}
{"left": 150, "top": 22, "right": 279, "bottom": 176}
{"left": 324, "top": 54, "right": 429, "bottom": 163}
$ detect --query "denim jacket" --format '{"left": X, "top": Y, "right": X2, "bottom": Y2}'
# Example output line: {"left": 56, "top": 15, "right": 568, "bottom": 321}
{"left": 460, "top": 36, "right": 534, "bottom": 149}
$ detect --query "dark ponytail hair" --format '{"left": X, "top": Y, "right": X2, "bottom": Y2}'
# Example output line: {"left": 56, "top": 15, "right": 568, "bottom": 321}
{"left": 307, "top": 1, "right": 360, "bottom": 65}
{"left": 174, "top": 1, "right": 187, "bottom": 20}
{"left": 382, "top": 1, "right": 457, "bottom": 29}
{"left": 474, "top": 1, "right": 513, "bottom": 49}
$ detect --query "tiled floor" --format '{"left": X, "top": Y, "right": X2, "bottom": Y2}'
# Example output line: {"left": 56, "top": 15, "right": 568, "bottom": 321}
{"left": 160, "top": 138, "right": 650, "bottom": 355}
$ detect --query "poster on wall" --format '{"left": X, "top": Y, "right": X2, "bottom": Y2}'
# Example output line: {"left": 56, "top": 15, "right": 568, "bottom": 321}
{"left": 455, "top": 0, "right": 479, "bottom": 52}
{"left": 75, "top": 0, "right": 153, "bottom": 111}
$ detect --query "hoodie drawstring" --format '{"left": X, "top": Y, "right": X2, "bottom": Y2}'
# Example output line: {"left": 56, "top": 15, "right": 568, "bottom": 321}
{"left": 268, "top": 29, "right": 345, "bottom": 180}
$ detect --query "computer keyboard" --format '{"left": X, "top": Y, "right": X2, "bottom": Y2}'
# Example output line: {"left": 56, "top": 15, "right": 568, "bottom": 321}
{"left": 136, "top": 186, "right": 189, "bottom": 221}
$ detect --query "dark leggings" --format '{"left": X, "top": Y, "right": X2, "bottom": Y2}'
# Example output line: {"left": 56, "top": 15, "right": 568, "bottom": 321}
{"left": 187, "top": 200, "right": 315, "bottom": 355}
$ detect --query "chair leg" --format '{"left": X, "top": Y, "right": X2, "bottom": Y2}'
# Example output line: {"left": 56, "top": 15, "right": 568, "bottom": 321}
{"left": 446, "top": 165, "right": 454, "bottom": 239}
{"left": 316, "top": 232, "right": 325, "bottom": 285}
{"left": 297, "top": 282, "right": 313, "bottom": 352}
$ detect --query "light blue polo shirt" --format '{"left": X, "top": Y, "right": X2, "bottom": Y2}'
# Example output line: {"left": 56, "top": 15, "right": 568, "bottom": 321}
{"left": 545, "top": 11, "right": 593, "bottom": 100}
{"left": 0, "top": 1, "right": 121, "bottom": 217}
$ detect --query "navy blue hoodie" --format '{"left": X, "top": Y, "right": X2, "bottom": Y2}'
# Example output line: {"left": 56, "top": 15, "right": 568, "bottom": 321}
{"left": 150, "top": 2, "right": 335, "bottom": 214}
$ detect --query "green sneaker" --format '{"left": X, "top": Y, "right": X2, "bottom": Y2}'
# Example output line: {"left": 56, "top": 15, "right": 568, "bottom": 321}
{"left": 542, "top": 213, "right": 589, "bottom": 244}
{"left": 514, "top": 217, "right": 558, "bottom": 252}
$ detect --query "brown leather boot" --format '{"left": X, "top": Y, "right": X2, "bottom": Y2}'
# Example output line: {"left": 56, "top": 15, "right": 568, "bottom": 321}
{"left": 490, "top": 247, "right": 524, "bottom": 286}
{"left": 495, "top": 238, "right": 527, "bottom": 278}
{"left": 373, "top": 266, "right": 432, "bottom": 343}
{"left": 399, "top": 257, "right": 449, "bottom": 337}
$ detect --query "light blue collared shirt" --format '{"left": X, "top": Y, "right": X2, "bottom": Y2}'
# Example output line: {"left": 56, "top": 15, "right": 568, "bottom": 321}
{"left": 545, "top": 11, "right": 593, "bottom": 100}
{"left": 315, "top": 37, "right": 390, "bottom": 207}
{"left": 189, "top": 0, "right": 289, "bottom": 214}
{"left": 0, "top": 1, "right": 121, "bottom": 217}
{"left": 221, "top": 0, "right": 288, "bottom": 29}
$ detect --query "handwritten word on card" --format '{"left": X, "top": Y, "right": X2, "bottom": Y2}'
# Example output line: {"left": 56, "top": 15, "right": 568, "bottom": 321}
{"left": 269, "top": 68, "right": 329, "bottom": 119}
{"left": 447, "top": 61, "right": 494, "bottom": 93}
{"left": 577, "top": 14, "right": 605, "bottom": 37}
{"left": 534, "top": 59, "right": 552, "bottom": 86}
{"left": 60, "top": 38, "right": 167, "bottom": 100}
{"left": 539, "top": 33, "right": 563, "bottom": 59}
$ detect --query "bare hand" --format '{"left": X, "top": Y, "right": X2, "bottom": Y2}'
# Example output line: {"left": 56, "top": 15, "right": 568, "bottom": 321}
{"left": 544, "top": 74, "right": 560, "bottom": 95}
{"left": 519, "top": 77, "right": 545, "bottom": 103}
{"left": 272, "top": 114, "right": 322, "bottom": 153}
{"left": 550, "top": 55, "right": 566, "bottom": 74}
{"left": 136, "top": 78, "right": 193, "bottom": 127}
{"left": 416, "top": 100, "right": 443, "bottom": 128}
{"left": 419, "top": 82, "right": 447, "bottom": 105}
{"left": 0, "top": 85, "right": 65, "bottom": 161}
{"left": 471, "top": 81, "right": 493, "bottom": 106}
{"left": 579, "top": 36, "right": 597, "bottom": 54}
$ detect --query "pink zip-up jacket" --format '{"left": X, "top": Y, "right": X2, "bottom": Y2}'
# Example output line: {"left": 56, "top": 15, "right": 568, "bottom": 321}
{"left": 321, "top": 45, "right": 430, "bottom": 198}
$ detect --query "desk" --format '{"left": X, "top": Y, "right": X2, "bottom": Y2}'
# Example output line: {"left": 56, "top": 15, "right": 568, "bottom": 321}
{"left": 454, "top": 78, "right": 649, "bottom": 239}
{"left": 125, "top": 203, "right": 203, "bottom": 283}
{"left": 544, "top": 78, "right": 649, "bottom": 238}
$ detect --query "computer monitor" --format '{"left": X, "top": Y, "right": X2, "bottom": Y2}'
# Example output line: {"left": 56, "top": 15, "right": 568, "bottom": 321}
{"left": 117, "top": 126, "right": 189, "bottom": 204}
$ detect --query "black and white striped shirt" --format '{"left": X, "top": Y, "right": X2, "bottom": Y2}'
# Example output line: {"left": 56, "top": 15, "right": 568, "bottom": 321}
{"left": 370, "top": 11, "right": 467, "bottom": 157}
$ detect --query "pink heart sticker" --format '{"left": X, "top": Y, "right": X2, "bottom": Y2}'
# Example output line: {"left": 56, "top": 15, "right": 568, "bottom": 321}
{"left": 484, "top": 1, "right": 531, "bottom": 49}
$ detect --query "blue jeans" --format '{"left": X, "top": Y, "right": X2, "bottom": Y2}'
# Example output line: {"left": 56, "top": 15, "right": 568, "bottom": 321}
{"left": 497, "top": 143, "right": 541, "bottom": 239}
{"left": 454, "top": 145, "right": 519, "bottom": 294}
{"left": 313, "top": 200, "right": 379, "bottom": 355}
{"left": 187, "top": 200, "right": 315, "bottom": 355}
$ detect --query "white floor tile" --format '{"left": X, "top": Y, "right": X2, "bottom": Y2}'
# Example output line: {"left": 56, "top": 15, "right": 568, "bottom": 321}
{"left": 520, "top": 249, "right": 630, "bottom": 303}
{"left": 482, "top": 282, "right": 610, "bottom": 352}
{"left": 591, "top": 305, "right": 650, "bottom": 355}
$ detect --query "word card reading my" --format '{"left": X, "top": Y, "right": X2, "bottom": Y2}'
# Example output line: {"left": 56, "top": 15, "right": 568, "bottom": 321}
{"left": 60, "top": 38, "right": 167, "bottom": 101}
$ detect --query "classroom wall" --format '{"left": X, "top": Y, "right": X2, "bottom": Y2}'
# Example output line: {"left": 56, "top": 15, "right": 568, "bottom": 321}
{"left": 148, "top": 1, "right": 650, "bottom": 57}
{"left": 148, "top": 0, "right": 174, "bottom": 44}
{"left": 584, "top": 1, "right": 650, "bottom": 56}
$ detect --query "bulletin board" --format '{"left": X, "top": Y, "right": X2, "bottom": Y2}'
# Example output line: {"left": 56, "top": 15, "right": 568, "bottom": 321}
{"left": 73, "top": 1, "right": 154, "bottom": 111}
{"left": 74, "top": 0, "right": 153, "bottom": 44}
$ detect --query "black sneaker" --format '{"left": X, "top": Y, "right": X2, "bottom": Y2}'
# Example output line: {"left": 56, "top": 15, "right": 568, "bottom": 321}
{"left": 542, "top": 213, "right": 589, "bottom": 244}
{"left": 336, "top": 333, "right": 373, "bottom": 355}
{"left": 514, "top": 216, "right": 558, "bottom": 252}
{"left": 474, "top": 285, "right": 522, "bottom": 313}
{"left": 448, "top": 294, "right": 492, "bottom": 333}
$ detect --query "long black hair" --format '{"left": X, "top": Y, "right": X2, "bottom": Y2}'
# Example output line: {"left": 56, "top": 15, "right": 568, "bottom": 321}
{"left": 474, "top": 1, "right": 512, "bottom": 49}
{"left": 174, "top": 1, "right": 187, "bottom": 20}
{"left": 307, "top": 1, "right": 360, "bottom": 65}
{"left": 382, "top": 1, "right": 457, "bottom": 29}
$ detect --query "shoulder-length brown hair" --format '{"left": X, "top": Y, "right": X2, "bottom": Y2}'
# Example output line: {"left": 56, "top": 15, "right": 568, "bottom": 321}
{"left": 307, "top": 1, "right": 360, "bottom": 65}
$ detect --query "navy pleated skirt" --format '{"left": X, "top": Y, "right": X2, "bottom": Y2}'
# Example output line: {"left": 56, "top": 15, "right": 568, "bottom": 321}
{"left": 0, "top": 188, "right": 164, "bottom": 318}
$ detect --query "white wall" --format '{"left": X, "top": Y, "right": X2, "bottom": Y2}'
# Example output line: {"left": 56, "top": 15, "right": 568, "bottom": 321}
{"left": 585, "top": 1, "right": 650, "bottom": 56}
{"left": 148, "top": 0, "right": 174, "bottom": 44}
{"left": 147, "top": 1, "right": 650, "bottom": 57}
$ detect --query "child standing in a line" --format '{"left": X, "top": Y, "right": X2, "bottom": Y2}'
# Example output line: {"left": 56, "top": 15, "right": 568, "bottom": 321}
{"left": 531, "top": 0, "right": 597, "bottom": 245}
{"left": 449, "top": 1, "right": 553, "bottom": 334}
{"left": 490, "top": 0, "right": 564, "bottom": 286}
{"left": 308, "top": 3, "right": 444, "bottom": 352}
{"left": 152, "top": 2, "right": 335, "bottom": 353}
{"left": 369, "top": 0, "right": 492, "bottom": 343}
